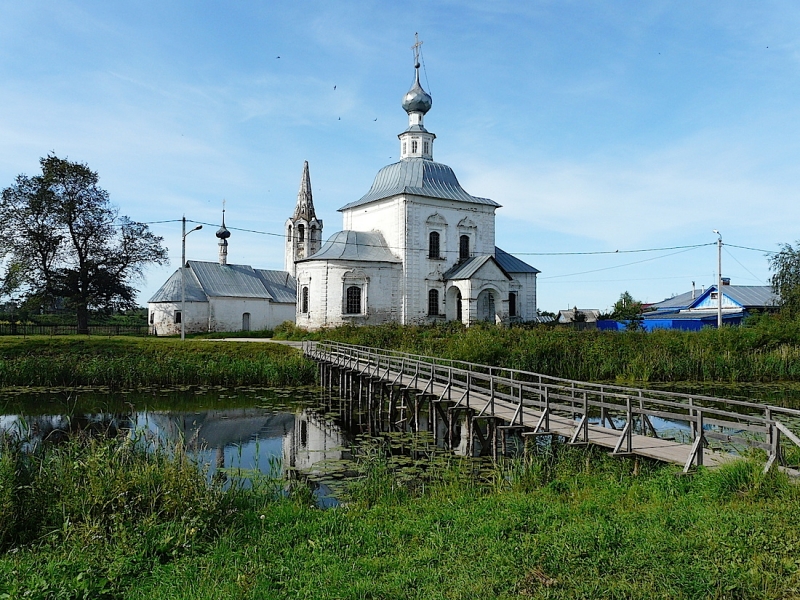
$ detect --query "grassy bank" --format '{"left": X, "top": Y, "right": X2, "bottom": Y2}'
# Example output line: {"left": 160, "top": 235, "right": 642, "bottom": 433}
{"left": 277, "top": 316, "right": 800, "bottom": 383}
{"left": 1, "top": 435, "right": 799, "bottom": 599}
{"left": 0, "top": 337, "right": 316, "bottom": 388}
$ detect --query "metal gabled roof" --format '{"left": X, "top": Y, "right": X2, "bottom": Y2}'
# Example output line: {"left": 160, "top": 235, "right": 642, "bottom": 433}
{"left": 255, "top": 269, "right": 297, "bottom": 304}
{"left": 713, "top": 285, "right": 777, "bottom": 308}
{"left": 148, "top": 268, "right": 208, "bottom": 303}
{"left": 443, "top": 254, "right": 512, "bottom": 281}
{"left": 495, "top": 247, "right": 540, "bottom": 274}
{"left": 188, "top": 261, "right": 273, "bottom": 299}
{"left": 299, "top": 230, "right": 401, "bottom": 263}
{"left": 149, "top": 261, "right": 297, "bottom": 304}
{"left": 339, "top": 158, "right": 500, "bottom": 211}
{"left": 653, "top": 285, "right": 777, "bottom": 312}
{"left": 650, "top": 290, "right": 698, "bottom": 311}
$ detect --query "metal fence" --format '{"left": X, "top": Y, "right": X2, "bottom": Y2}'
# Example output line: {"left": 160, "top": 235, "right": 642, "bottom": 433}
{"left": 0, "top": 324, "right": 149, "bottom": 336}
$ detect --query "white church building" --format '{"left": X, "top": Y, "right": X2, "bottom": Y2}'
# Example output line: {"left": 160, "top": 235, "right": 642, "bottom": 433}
{"left": 289, "top": 49, "right": 540, "bottom": 330}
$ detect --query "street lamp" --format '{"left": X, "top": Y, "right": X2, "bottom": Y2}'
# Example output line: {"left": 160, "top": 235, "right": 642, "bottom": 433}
{"left": 181, "top": 216, "right": 203, "bottom": 341}
{"left": 713, "top": 229, "right": 722, "bottom": 328}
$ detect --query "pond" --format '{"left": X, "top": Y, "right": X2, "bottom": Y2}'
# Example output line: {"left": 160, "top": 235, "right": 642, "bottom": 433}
{"left": 2, "top": 381, "right": 798, "bottom": 505}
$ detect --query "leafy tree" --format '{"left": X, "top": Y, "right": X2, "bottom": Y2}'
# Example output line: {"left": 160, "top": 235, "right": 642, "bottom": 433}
{"left": 610, "top": 291, "right": 644, "bottom": 330}
{"left": 0, "top": 155, "right": 168, "bottom": 333}
{"left": 769, "top": 241, "right": 800, "bottom": 317}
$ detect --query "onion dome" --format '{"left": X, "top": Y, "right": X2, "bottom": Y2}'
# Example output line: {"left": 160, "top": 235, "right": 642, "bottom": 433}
{"left": 216, "top": 212, "right": 231, "bottom": 240}
{"left": 402, "top": 64, "right": 432, "bottom": 115}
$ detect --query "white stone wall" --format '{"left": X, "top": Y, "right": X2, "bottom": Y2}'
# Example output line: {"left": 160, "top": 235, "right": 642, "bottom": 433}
{"left": 509, "top": 272, "right": 538, "bottom": 321}
{"left": 149, "top": 298, "right": 295, "bottom": 335}
{"left": 148, "top": 301, "right": 209, "bottom": 336}
{"left": 295, "top": 260, "right": 402, "bottom": 330}
{"left": 340, "top": 194, "right": 497, "bottom": 325}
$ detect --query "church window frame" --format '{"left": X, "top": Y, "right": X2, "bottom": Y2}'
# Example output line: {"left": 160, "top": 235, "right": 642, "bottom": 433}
{"left": 345, "top": 286, "right": 362, "bottom": 315}
{"left": 424, "top": 141, "right": 429, "bottom": 155}
{"left": 411, "top": 140, "right": 418, "bottom": 154}
{"left": 298, "top": 224, "right": 305, "bottom": 242}
{"left": 301, "top": 286, "right": 309, "bottom": 314}
{"left": 509, "top": 292, "right": 517, "bottom": 318}
{"left": 149, "top": 312, "right": 154, "bottom": 325}
{"left": 459, "top": 235, "right": 470, "bottom": 261}
{"left": 428, "top": 231, "right": 441, "bottom": 259}
{"left": 174, "top": 310, "right": 182, "bottom": 325}
{"left": 428, "top": 289, "right": 440, "bottom": 316}
{"left": 402, "top": 141, "right": 407, "bottom": 155}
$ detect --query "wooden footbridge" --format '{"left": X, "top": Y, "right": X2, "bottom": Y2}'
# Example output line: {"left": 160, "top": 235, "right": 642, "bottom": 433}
{"left": 304, "top": 341, "right": 800, "bottom": 474}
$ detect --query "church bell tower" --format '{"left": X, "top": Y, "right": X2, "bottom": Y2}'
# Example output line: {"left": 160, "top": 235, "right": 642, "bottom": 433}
{"left": 284, "top": 161, "right": 323, "bottom": 277}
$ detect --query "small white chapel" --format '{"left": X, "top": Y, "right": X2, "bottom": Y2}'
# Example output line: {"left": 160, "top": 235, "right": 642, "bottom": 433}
{"left": 288, "top": 41, "right": 540, "bottom": 330}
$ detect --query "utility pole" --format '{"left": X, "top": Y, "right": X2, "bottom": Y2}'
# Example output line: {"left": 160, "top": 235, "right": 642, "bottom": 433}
{"left": 181, "top": 217, "right": 203, "bottom": 341}
{"left": 713, "top": 230, "right": 722, "bottom": 328}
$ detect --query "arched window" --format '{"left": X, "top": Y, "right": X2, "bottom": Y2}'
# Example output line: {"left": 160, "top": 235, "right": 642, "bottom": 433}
{"left": 298, "top": 224, "right": 305, "bottom": 242}
{"left": 174, "top": 311, "right": 182, "bottom": 324}
{"left": 301, "top": 286, "right": 309, "bottom": 313}
{"left": 345, "top": 286, "right": 361, "bottom": 314}
{"left": 310, "top": 226, "right": 316, "bottom": 244}
{"left": 459, "top": 235, "right": 470, "bottom": 261}
{"left": 428, "top": 289, "right": 439, "bottom": 316}
{"left": 509, "top": 292, "right": 517, "bottom": 318}
{"left": 287, "top": 224, "right": 293, "bottom": 242}
{"left": 428, "top": 231, "right": 440, "bottom": 259}
{"left": 456, "top": 290, "right": 462, "bottom": 322}
{"left": 242, "top": 312, "right": 251, "bottom": 331}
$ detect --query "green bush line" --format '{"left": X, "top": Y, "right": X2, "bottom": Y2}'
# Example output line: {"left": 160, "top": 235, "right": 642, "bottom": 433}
{"left": 2, "top": 436, "right": 799, "bottom": 598}
{"left": 0, "top": 337, "right": 317, "bottom": 388}
{"left": 276, "top": 316, "right": 800, "bottom": 383}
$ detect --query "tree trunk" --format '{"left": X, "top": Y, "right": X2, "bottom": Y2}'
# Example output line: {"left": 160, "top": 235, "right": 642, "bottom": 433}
{"left": 76, "top": 306, "right": 89, "bottom": 335}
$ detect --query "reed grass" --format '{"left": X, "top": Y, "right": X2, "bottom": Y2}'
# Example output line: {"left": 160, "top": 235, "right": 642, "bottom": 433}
{"left": 0, "top": 337, "right": 316, "bottom": 388}
{"left": 294, "top": 317, "right": 800, "bottom": 383}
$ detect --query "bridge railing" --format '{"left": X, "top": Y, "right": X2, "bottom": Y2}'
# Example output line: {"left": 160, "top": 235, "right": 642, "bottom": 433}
{"left": 305, "top": 340, "right": 800, "bottom": 472}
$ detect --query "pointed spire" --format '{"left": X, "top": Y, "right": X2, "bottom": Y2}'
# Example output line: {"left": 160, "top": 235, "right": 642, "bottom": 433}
{"left": 292, "top": 161, "right": 316, "bottom": 221}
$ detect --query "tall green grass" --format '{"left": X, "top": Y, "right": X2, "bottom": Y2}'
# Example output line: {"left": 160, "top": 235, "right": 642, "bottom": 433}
{"left": 3, "top": 437, "right": 799, "bottom": 598}
{"left": 286, "top": 317, "right": 800, "bottom": 382}
{"left": 0, "top": 337, "right": 316, "bottom": 388}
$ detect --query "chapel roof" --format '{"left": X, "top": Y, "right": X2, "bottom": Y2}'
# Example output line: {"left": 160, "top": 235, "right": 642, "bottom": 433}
{"left": 339, "top": 158, "right": 499, "bottom": 211}
{"left": 148, "top": 261, "right": 296, "bottom": 303}
{"left": 298, "top": 230, "right": 400, "bottom": 263}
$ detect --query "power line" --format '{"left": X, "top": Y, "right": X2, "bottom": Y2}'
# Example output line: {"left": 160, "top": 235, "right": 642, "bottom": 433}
{"left": 725, "top": 242, "right": 777, "bottom": 255}
{"left": 724, "top": 246, "right": 766, "bottom": 285}
{"left": 181, "top": 219, "right": 720, "bottom": 259}
{"left": 539, "top": 246, "right": 702, "bottom": 280}
{"left": 510, "top": 243, "right": 714, "bottom": 256}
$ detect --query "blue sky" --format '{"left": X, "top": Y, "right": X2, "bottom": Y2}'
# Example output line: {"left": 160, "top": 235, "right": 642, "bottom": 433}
{"left": 2, "top": 1, "right": 799, "bottom": 313}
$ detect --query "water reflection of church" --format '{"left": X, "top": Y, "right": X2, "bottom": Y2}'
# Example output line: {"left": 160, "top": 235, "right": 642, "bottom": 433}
{"left": 145, "top": 406, "right": 347, "bottom": 476}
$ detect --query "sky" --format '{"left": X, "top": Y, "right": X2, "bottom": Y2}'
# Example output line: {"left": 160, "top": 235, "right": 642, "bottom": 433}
{"left": 2, "top": 1, "right": 799, "bottom": 313}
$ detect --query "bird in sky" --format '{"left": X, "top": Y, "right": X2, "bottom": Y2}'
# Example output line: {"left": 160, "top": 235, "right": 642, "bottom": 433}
{"left": 334, "top": 85, "right": 336, "bottom": 90}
